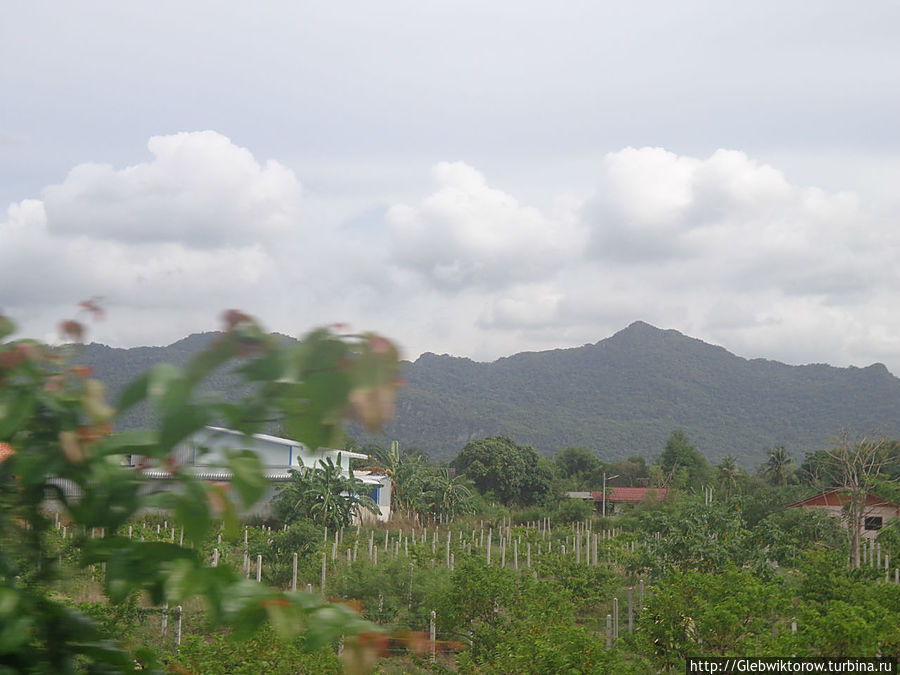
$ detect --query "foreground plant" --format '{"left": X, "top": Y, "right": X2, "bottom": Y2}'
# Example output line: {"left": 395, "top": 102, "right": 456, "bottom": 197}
{"left": 0, "top": 310, "right": 401, "bottom": 673}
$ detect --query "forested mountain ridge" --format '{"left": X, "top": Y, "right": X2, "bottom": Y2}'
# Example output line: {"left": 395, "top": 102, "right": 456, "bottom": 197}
{"left": 78, "top": 321, "right": 900, "bottom": 466}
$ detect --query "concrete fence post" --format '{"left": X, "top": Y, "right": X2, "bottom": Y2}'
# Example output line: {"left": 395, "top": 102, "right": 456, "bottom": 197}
{"left": 174, "top": 606, "right": 182, "bottom": 655}
{"left": 430, "top": 610, "right": 436, "bottom": 664}
{"left": 613, "top": 597, "right": 619, "bottom": 640}
{"left": 628, "top": 588, "right": 633, "bottom": 633}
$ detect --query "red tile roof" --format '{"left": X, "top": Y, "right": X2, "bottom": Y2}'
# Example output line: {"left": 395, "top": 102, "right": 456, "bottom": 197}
{"left": 591, "top": 487, "right": 669, "bottom": 503}
{"left": 0, "top": 443, "right": 13, "bottom": 463}
{"left": 788, "top": 488, "right": 900, "bottom": 509}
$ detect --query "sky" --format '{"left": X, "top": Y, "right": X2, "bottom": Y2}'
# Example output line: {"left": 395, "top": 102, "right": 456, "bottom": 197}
{"left": 3, "top": 2, "right": 900, "bottom": 373}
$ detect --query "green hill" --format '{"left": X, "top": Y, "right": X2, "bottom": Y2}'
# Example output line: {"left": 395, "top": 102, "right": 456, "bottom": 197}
{"left": 78, "top": 321, "right": 900, "bottom": 466}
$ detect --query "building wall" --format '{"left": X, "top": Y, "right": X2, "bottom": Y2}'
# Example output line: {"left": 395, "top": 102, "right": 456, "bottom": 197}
{"left": 180, "top": 427, "right": 359, "bottom": 472}
{"left": 798, "top": 503, "right": 899, "bottom": 541}
{"left": 147, "top": 427, "right": 389, "bottom": 521}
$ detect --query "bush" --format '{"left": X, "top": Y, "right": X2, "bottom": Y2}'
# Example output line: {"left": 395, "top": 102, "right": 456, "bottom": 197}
{"left": 554, "top": 498, "right": 594, "bottom": 523}
{"left": 173, "top": 626, "right": 342, "bottom": 675}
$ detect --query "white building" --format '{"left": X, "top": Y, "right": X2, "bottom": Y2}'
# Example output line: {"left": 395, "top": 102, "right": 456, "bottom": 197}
{"left": 138, "top": 426, "right": 392, "bottom": 521}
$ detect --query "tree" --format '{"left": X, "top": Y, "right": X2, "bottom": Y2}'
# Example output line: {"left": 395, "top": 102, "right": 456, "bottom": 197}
{"left": 554, "top": 446, "right": 599, "bottom": 483}
{"left": 633, "top": 567, "right": 783, "bottom": 670}
{"left": 715, "top": 455, "right": 742, "bottom": 498}
{"left": 422, "top": 467, "right": 475, "bottom": 520}
{"left": 825, "top": 432, "right": 896, "bottom": 569}
{"left": 761, "top": 445, "right": 794, "bottom": 486}
{"left": 452, "top": 436, "right": 551, "bottom": 506}
{"left": 363, "top": 440, "right": 426, "bottom": 519}
{"left": 637, "top": 495, "right": 765, "bottom": 578}
{"left": 605, "top": 455, "right": 650, "bottom": 487}
{"left": 0, "top": 309, "right": 400, "bottom": 672}
{"left": 798, "top": 448, "right": 835, "bottom": 486}
{"left": 658, "top": 430, "right": 710, "bottom": 490}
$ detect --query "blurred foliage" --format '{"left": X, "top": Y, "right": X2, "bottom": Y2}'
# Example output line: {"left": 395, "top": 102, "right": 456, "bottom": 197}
{"left": 0, "top": 309, "right": 400, "bottom": 672}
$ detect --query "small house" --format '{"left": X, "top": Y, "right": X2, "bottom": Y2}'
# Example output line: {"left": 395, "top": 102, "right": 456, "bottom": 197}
{"left": 787, "top": 488, "right": 900, "bottom": 540}
{"left": 567, "top": 487, "right": 670, "bottom": 514}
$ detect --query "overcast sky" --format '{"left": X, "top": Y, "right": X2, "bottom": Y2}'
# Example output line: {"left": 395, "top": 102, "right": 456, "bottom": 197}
{"left": 4, "top": 2, "right": 900, "bottom": 374}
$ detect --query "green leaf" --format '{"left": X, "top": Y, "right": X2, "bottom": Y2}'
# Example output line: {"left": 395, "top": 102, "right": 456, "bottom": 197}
{"left": 233, "top": 348, "right": 284, "bottom": 382}
{"left": 227, "top": 449, "right": 266, "bottom": 508}
{"left": 184, "top": 336, "right": 236, "bottom": 383}
{"left": 115, "top": 371, "right": 150, "bottom": 415}
{"left": 174, "top": 474, "right": 212, "bottom": 545}
{"left": 0, "top": 389, "right": 36, "bottom": 439}
{"left": 94, "top": 429, "right": 159, "bottom": 457}
{"left": 158, "top": 403, "right": 210, "bottom": 453}
{"left": 0, "top": 616, "right": 32, "bottom": 654}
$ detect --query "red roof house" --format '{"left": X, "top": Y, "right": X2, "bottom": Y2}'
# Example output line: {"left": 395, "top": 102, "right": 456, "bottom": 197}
{"left": 788, "top": 488, "right": 900, "bottom": 540}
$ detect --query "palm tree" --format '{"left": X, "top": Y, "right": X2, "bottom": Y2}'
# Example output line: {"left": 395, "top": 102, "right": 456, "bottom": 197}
{"left": 424, "top": 469, "right": 475, "bottom": 521}
{"left": 762, "top": 446, "right": 794, "bottom": 486}
{"left": 716, "top": 455, "right": 741, "bottom": 498}
{"left": 365, "top": 441, "right": 432, "bottom": 519}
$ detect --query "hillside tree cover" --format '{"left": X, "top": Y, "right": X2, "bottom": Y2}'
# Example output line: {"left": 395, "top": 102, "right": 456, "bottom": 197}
{"left": 0, "top": 309, "right": 401, "bottom": 673}
{"left": 77, "top": 321, "right": 900, "bottom": 465}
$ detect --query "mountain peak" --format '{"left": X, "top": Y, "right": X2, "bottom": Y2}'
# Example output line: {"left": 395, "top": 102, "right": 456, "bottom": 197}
{"left": 620, "top": 320, "right": 662, "bottom": 334}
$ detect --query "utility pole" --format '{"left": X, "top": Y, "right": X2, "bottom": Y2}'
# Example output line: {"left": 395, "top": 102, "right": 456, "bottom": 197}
{"left": 602, "top": 473, "right": 620, "bottom": 518}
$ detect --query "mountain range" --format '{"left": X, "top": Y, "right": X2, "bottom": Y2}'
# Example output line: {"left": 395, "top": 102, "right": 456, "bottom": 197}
{"left": 78, "top": 321, "right": 900, "bottom": 467}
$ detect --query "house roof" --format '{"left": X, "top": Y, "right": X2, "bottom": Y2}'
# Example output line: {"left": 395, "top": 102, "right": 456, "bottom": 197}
{"left": 0, "top": 442, "right": 13, "bottom": 463}
{"left": 591, "top": 487, "right": 670, "bottom": 503}
{"left": 787, "top": 488, "right": 900, "bottom": 509}
{"left": 202, "top": 426, "right": 368, "bottom": 460}
{"left": 142, "top": 467, "right": 385, "bottom": 485}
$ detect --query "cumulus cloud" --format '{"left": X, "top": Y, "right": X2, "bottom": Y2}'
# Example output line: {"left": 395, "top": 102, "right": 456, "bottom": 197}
{"left": 41, "top": 131, "right": 302, "bottom": 247}
{"left": 5, "top": 136, "right": 900, "bottom": 376}
{"left": 584, "top": 147, "right": 892, "bottom": 299}
{"left": 1, "top": 195, "right": 274, "bottom": 311}
{"left": 0, "top": 131, "right": 307, "bottom": 343}
{"left": 373, "top": 146, "right": 900, "bottom": 372}
{"left": 387, "top": 161, "right": 585, "bottom": 290}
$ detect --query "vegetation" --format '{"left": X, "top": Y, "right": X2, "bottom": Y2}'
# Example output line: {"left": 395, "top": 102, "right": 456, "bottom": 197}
{"left": 451, "top": 436, "right": 552, "bottom": 506}
{"left": 0, "top": 310, "right": 400, "bottom": 672}
{"left": 274, "top": 456, "right": 378, "bottom": 529}
{"left": 76, "top": 321, "right": 900, "bottom": 464}
{"left": 5, "top": 307, "right": 900, "bottom": 673}
{"left": 359, "top": 441, "right": 476, "bottom": 522}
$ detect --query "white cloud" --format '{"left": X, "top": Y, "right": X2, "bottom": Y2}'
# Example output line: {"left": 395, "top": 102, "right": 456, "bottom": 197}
{"left": 387, "top": 162, "right": 585, "bottom": 290}
{"left": 5, "top": 135, "right": 900, "bottom": 377}
{"left": 585, "top": 147, "right": 890, "bottom": 299}
{"left": 0, "top": 132, "right": 301, "bottom": 341}
{"left": 41, "top": 131, "right": 302, "bottom": 247}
